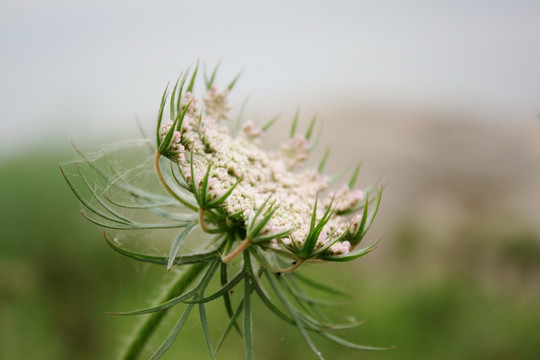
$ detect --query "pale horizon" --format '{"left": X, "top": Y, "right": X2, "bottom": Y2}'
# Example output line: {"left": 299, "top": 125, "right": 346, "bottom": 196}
{"left": 2, "top": 0, "right": 540, "bottom": 156}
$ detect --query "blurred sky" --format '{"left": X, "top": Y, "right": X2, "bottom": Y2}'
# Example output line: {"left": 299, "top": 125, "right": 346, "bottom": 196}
{"left": 1, "top": 0, "right": 540, "bottom": 157}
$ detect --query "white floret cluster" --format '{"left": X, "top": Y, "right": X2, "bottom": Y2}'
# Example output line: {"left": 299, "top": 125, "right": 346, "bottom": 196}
{"left": 164, "top": 88, "right": 366, "bottom": 255}
{"left": 159, "top": 121, "right": 186, "bottom": 163}
{"left": 204, "top": 85, "right": 231, "bottom": 120}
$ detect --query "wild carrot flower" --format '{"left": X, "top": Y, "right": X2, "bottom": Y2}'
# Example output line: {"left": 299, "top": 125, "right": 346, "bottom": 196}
{"left": 61, "top": 61, "right": 387, "bottom": 359}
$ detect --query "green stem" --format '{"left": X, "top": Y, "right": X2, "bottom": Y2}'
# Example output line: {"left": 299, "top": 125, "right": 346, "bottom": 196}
{"left": 121, "top": 263, "right": 208, "bottom": 360}
{"left": 222, "top": 238, "right": 251, "bottom": 263}
{"left": 154, "top": 152, "right": 198, "bottom": 212}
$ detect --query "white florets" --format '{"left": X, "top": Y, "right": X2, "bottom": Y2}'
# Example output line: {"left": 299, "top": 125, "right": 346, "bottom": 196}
{"left": 240, "top": 121, "right": 264, "bottom": 142}
{"left": 328, "top": 240, "right": 351, "bottom": 255}
{"left": 324, "top": 184, "right": 364, "bottom": 213}
{"left": 181, "top": 92, "right": 201, "bottom": 118}
{"left": 204, "top": 85, "right": 231, "bottom": 120}
{"left": 280, "top": 135, "right": 308, "bottom": 168}
{"left": 160, "top": 120, "right": 186, "bottom": 163}
{"left": 160, "top": 87, "right": 365, "bottom": 256}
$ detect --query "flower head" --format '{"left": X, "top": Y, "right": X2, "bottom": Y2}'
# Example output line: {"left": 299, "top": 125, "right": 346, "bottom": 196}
{"left": 62, "top": 61, "right": 387, "bottom": 359}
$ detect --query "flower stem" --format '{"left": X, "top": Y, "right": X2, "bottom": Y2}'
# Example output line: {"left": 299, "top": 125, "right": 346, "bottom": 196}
{"left": 154, "top": 152, "right": 198, "bottom": 211}
{"left": 222, "top": 238, "right": 252, "bottom": 263}
{"left": 120, "top": 263, "right": 207, "bottom": 360}
{"left": 198, "top": 208, "right": 223, "bottom": 234}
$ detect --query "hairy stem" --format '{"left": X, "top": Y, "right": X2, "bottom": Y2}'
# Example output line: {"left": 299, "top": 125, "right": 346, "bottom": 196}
{"left": 198, "top": 208, "right": 224, "bottom": 234}
{"left": 154, "top": 152, "right": 198, "bottom": 211}
{"left": 120, "top": 263, "right": 207, "bottom": 360}
{"left": 222, "top": 238, "right": 252, "bottom": 263}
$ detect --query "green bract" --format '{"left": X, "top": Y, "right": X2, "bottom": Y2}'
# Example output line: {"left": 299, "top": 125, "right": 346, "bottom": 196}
{"left": 61, "top": 61, "right": 387, "bottom": 360}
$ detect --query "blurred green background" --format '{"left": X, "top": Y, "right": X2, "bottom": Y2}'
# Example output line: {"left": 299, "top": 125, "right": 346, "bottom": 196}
{"left": 1, "top": 112, "right": 539, "bottom": 359}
